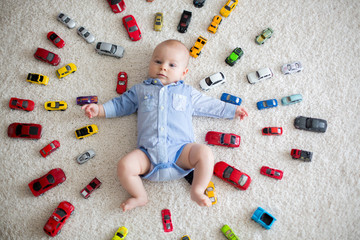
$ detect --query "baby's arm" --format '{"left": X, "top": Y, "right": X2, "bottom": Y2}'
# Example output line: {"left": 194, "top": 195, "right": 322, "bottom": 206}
{"left": 81, "top": 104, "right": 105, "bottom": 119}
{"left": 235, "top": 106, "right": 248, "bottom": 120}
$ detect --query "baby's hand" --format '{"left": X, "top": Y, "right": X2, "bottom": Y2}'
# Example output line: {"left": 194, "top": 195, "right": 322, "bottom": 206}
{"left": 235, "top": 106, "right": 248, "bottom": 120}
{"left": 81, "top": 104, "right": 99, "bottom": 119}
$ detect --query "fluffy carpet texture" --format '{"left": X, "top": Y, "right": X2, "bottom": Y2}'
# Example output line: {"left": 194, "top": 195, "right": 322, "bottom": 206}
{"left": 1, "top": 0, "right": 359, "bottom": 239}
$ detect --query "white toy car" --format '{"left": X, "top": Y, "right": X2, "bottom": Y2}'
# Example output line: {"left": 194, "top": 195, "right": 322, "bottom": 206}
{"left": 247, "top": 68, "right": 273, "bottom": 84}
{"left": 281, "top": 61, "right": 303, "bottom": 74}
{"left": 95, "top": 42, "right": 125, "bottom": 58}
{"left": 77, "top": 149, "right": 95, "bottom": 164}
{"left": 199, "top": 72, "right": 226, "bottom": 91}
{"left": 77, "top": 26, "right": 95, "bottom": 43}
{"left": 57, "top": 13, "right": 76, "bottom": 29}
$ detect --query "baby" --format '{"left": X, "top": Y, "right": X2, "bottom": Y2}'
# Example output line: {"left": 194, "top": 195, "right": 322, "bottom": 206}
{"left": 82, "top": 39, "right": 248, "bottom": 211}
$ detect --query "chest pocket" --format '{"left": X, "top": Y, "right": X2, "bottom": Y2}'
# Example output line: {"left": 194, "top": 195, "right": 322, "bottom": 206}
{"left": 141, "top": 94, "right": 156, "bottom": 112}
{"left": 172, "top": 94, "right": 187, "bottom": 111}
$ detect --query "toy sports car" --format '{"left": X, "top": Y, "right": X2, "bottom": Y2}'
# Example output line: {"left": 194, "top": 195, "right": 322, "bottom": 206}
{"left": 225, "top": 47, "right": 243, "bottom": 66}
{"left": 281, "top": 61, "right": 303, "bottom": 74}
{"left": 220, "top": 0, "right": 238, "bottom": 17}
{"left": 291, "top": 149, "right": 313, "bottom": 162}
{"left": 117, "top": 72, "right": 128, "bottom": 94}
{"left": 107, "top": 0, "right": 126, "bottom": 13}
{"left": 154, "top": 12, "right": 163, "bottom": 31}
{"left": 220, "top": 93, "right": 242, "bottom": 106}
{"left": 294, "top": 116, "right": 327, "bottom": 133}
{"left": 76, "top": 96, "right": 98, "bottom": 106}
{"left": 44, "top": 101, "right": 68, "bottom": 111}
{"left": 40, "top": 140, "right": 60, "bottom": 158}
{"left": 56, "top": 63, "right": 77, "bottom": 79}
{"left": 8, "top": 122, "right": 42, "bottom": 139}
{"left": 9, "top": 97, "right": 35, "bottom": 111}
{"left": 95, "top": 42, "right": 125, "bottom": 58}
{"left": 247, "top": 67, "right": 273, "bottom": 84}
{"left": 122, "top": 15, "right": 142, "bottom": 41}
{"left": 199, "top": 72, "right": 226, "bottom": 91}
{"left": 251, "top": 207, "right": 276, "bottom": 229}
{"left": 57, "top": 13, "right": 76, "bottom": 29}
{"left": 262, "top": 127, "right": 283, "bottom": 135}
{"left": 28, "top": 168, "right": 66, "bottom": 197}
{"left": 190, "top": 35, "right": 207, "bottom": 58}
{"left": 205, "top": 131, "right": 240, "bottom": 148}
{"left": 281, "top": 94, "right": 302, "bottom": 105}
{"left": 255, "top": 28, "right": 273, "bottom": 45}
{"left": 260, "top": 166, "right": 283, "bottom": 180}
{"left": 34, "top": 48, "right": 61, "bottom": 66}
{"left": 177, "top": 10, "right": 192, "bottom": 33}
{"left": 221, "top": 224, "right": 239, "bottom": 240}
{"left": 208, "top": 15, "right": 222, "bottom": 34}
{"left": 77, "top": 26, "right": 95, "bottom": 43}
{"left": 75, "top": 124, "right": 98, "bottom": 139}
{"left": 205, "top": 181, "right": 217, "bottom": 205}
{"left": 257, "top": 99, "right": 278, "bottom": 110}
{"left": 213, "top": 161, "right": 251, "bottom": 190}
{"left": 112, "top": 226, "right": 128, "bottom": 240}
{"left": 80, "top": 177, "right": 102, "bottom": 199}
{"left": 161, "top": 209, "right": 173, "bottom": 232}
{"left": 47, "top": 31, "right": 65, "bottom": 48}
{"left": 43, "top": 201, "right": 74, "bottom": 237}
{"left": 27, "top": 73, "right": 49, "bottom": 85}
{"left": 76, "top": 149, "right": 96, "bottom": 164}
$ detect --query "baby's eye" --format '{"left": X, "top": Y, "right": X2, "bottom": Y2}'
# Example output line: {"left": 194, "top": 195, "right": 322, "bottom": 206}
{"left": 155, "top": 60, "right": 162, "bottom": 64}
{"left": 169, "top": 63, "right": 176, "bottom": 67}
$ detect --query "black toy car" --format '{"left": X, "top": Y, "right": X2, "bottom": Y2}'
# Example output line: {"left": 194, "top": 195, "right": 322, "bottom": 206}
{"left": 291, "top": 149, "right": 313, "bottom": 162}
{"left": 294, "top": 116, "right": 327, "bottom": 133}
{"left": 177, "top": 10, "right": 192, "bottom": 33}
{"left": 193, "top": 0, "right": 206, "bottom": 8}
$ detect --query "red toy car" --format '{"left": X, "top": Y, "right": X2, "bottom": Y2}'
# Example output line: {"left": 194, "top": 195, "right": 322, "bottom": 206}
{"left": 47, "top": 31, "right": 65, "bottom": 48}
{"left": 260, "top": 166, "right": 283, "bottom": 180}
{"left": 291, "top": 148, "right": 313, "bottom": 162}
{"left": 9, "top": 97, "right": 35, "bottom": 111}
{"left": 205, "top": 131, "right": 240, "bottom": 148}
{"left": 107, "top": 0, "right": 126, "bottom": 13}
{"left": 28, "top": 168, "right": 66, "bottom": 197}
{"left": 80, "top": 177, "right": 102, "bottom": 199}
{"left": 40, "top": 140, "right": 60, "bottom": 158}
{"left": 213, "top": 161, "right": 251, "bottom": 190}
{"left": 34, "top": 48, "right": 61, "bottom": 66}
{"left": 8, "top": 122, "right": 42, "bottom": 139}
{"left": 262, "top": 127, "right": 283, "bottom": 135}
{"left": 117, "top": 72, "right": 128, "bottom": 94}
{"left": 43, "top": 201, "right": 74, "bottom": 237}
{"left": 122, "top": 15, "right": 141, "bottom": 41}
{"left": 161, "top": 209, "right": 173, "bottom": 232}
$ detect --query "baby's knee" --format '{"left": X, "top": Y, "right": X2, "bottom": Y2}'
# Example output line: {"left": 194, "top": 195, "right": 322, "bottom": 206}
{"left": 196, "top": 144, "right": 214, "bottom": 164}
{"left": 117, "top": 157, "right": 132, "bottom": 174}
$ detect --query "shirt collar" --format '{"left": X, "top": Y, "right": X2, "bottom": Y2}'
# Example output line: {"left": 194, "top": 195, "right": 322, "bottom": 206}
{"left": 144, "top": 78, "right": 184, "bottom": 86}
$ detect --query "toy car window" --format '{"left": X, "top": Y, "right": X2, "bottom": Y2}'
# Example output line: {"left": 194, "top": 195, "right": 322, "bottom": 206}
{"left": 262, "top": 102, "right": 268, "bottom": 107}
{"left": 226, "top": 95, "right": 231, "bottom": 100}
{"left": 266, "top": 169, "right": 272, "bottom": 175}
{"left": 33, "top": 182, "right": 42, "bottom": 191}
{"left": 79, "top": 27, "right": 84, "bottom": 32}
{"left": 206, "top": 187, "right": 214, "bottom": 191}
{"left": 111, "top": 0, "right": 122, "bottom": 4}
{"left": 59, "top": 13, "right": 64, "bottom": 18}
{"left": 54, "top": 38, "right": 60, "bottom": 43}
{"left": 89, "top": 182, "right": 97, "bottom": 188}
{"left": 29, "top": 126, "right": 39, "bottom": 135}
{"left": 22, "top": 101, "right": 29, "bottom": 108}
{"left": 84, "top": 32, "right": 90, "bottom": 37}
{"left": 230, "top": 136, "right": 236, "bottom": 144}
{"left": 47, "top": 174, "right": 55, "bottom": 184}
{"left": 118, "top": 81, "right": 126, "bottom": 85}
{"left": 213, "top": 80, "right": 222, "bottom": 85}
{"left": 223, "top": 167, "right": 233, "bottom": 179}
{"left": 88, "top": 126, "right": 93, "bottom": 132}
{"left": 46, "top": 53, "right": 55, "bottom": 62}
{"left": 204, "top": 77, "right": 213, "bottom": 86}
{"left": 15, "top": 125, "right": 22, "bottom": 135}
{"left": 305, "top": 119, "right": 312, "bottom": 128}
{"left": 50, "top": 143, "right": 55, "bottom": 148}
{"left": 64, "top": 17, "right": 70, "bottom": 23}
{"left": 41, "top": 149, "right": 46, "bottom": 155}
{"left": 110, "top": 45, "right": 117, "bottom": 54}
{"left": 128, "top": 26, "right": 138, "bottom": 32}
{"left": 261, "top": 213, "right": 274, "bottom": 225}
{"left": 55, "top": 209, "right": 67, "bottom": 218}
{"left": 49, "top": 33, "right": 57, "bottom": 40}
{"left": 238, "top": 175, "right": 248, "bottom": 186}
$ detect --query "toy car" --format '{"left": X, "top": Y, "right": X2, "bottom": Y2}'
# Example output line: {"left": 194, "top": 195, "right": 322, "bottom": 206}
{"left": 43, "top": 201, "right": 74, "bottom": 237}
{"left": 213, "top": 161, "right": 251, "bottom": 190}
{"left": 205, "top": 131, "right": 240, "bottom": 148}
{"left": 281, "top": 94, "right": 302, "bottom": 105}
{"left": 181, "top": 235, "right": 191, "bottom": 240}
{"left": 77, "top": 26, "right": 95, "bottom": 43}
{"left": 220, "top": 0, "right": 238, "bottom": 17}
{"left": 193, "top": 0, "right": 206, "bottom": 8}
{"left": 75, "top": 124, "right": 98, "bottom": 139}
{"left": 199, "top": 72, "right": 226, "bottom": 91}
{"left": 205, "top": 181, "right": 217, "bottom": 205}
{"left": 161, "top": 209, "right": 173, "bottom": 232}
{"left": 26, "top": 73, "right": 49, "bottom": 85}
{"left": 291, "top": 149, "right": 313, "bottom": 162}
{"left": 107, "top": 0, "right": 126, "bottom": 13}
{"left": 189, "top": 35, "right": 207, "bottom": 58}
{"left": 28, "top": 168, "right": 66, "bottom": 196}
{"left": 220, "top": 93, "right": 242, "bottom": 106}
{"left": 247, "top": 67, "right": 273, "bottom": 84}
{"left": 9, "top": 97, "right": 35, "bottom": 111}
{"left": 56, "top": 63, "right": 77, "bottom": 79}
{"left": 294, "top": 116, "right": 327, "bottom": 133}
{"left": 208, "top": 15, "right": 222, "bottom": 33}
{"left": 40, "top": 140, "right": 60, "bottom": 158}
{"left": 57, "top": 13, "right": 76, "bottom": 29}
{"left": 76, "top": 149, "right": 96, "bottom": 164}
{"left": 225, "top": 47, "right": 243, "bottom": 66}
{"left": 257, "top": 99, "right": 278, "bottom": 110}
{"left": 76, "top": 96, "right": 98, "bottom": 105}
{"left": 8, "top": 122, "right": 42, "bottom": 139}
{"left": 44, "top": 101, "right": 68, "bottom": 111}
{"left": 281, "top": 61, "right": 303, "bottom": 74}
{"left": 47, "top": 31, "right": 65, "bottom": 48}
{"left": 154, "top": 12, "right": 163, "bottom": 31}
{"left": 95, "top": 42, "right": 125, "bottom": 58}
{"left": 112, "top": 226, "right": 128, "bottom": 240}
{"left": 255, "top": 28, "right": 273, "bottom": 45}
{"left": 260, "top": 166, "right": 283, "bottom": 180}
{"left": 34, "top": 48, "right": 60, "bottom": 66}
{"left": 177, "top": 10, "right": 192, "bottom": 33}
{"left": 251, "top": 207, "right": 276, "bottom": 229}
{"left": 262, "top": 127, "right": 283, "bottom": 135}
{"left": 221, "top": 225, "right": 239, "bottom": 240}
{"left": 80, "top": 177, "right": 102, "bottom": 199}
{"left": 122, "top": 15, "right": 141, "bottom": 41}
{"left": 117, "top": 72, "right": 128, "bottom": 94}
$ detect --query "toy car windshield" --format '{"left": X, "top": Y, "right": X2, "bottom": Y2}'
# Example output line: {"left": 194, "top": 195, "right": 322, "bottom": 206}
{"left": 223, "top": 166, "right": 233, "bottom": 178}
{"left": 239, "top": 175, "right": 248, "bottom": 186}
{"left": 204, "top": 77, "right": 213, "bottom": 86}
{"left": 55, "top": 209, "right": 67, "bottom": 218}
{"left": 261, "top": 213, "right": 274, "bottom": 225}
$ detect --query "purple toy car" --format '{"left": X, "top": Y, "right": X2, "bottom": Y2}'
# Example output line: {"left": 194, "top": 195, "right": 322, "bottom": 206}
{"left": 76, "top": 96, "right": 98, "bottom": 106}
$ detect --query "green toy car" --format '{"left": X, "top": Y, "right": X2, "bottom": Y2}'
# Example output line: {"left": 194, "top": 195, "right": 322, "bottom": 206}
{"left": 221, "top": 225, "right": 239, "bottom": 240}
{"left": 255, "top": 28, "right": 273, "bottom": 45}
{"left": 225, "top": 47, "right": 243, "bottom": 66}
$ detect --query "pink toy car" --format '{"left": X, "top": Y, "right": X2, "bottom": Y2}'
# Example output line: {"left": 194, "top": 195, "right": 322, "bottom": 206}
{"left": 40, "top": 140, "right": 60, "bottom": 158}
{"left": 205, "top": 131, "right": 240, "bottom": 148}
{"left": 260, "top": 166, "right": 283, "bottom": 180}
{"left": 43, "top": 201, "right": 74, "bottom": 237}
{"left": 80, "top": 177, "right": 102, "bottom": 199}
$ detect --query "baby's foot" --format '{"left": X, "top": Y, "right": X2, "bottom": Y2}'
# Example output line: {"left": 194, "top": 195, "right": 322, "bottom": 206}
{"left": 191, "top": 191, "right": 212, "bottom": 207}
{"left": 120, "top": 197, "right": 148, "bottom": 212}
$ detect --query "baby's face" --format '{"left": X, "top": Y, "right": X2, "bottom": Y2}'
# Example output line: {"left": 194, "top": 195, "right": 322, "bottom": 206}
{"left": 148, "top": 42, "right": 189, "bottom": 85}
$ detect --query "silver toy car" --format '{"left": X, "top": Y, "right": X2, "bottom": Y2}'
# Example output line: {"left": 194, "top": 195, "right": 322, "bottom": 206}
{"left": 77, "top": 149, "right": 95, "bottom": 164}
{"left": 281, "top": 61, "right": 303, "bottom": 75}
{"left": 199, "top": 72, "right": 226, "bottom": 91}
{"left": 95, "top": 42, "right": 125, "bottom": 58}
{"left": 247, "top": 67, "right": 273, "bottom": 84}
{"left": 57, "top": 13, "right": 76, "bottom": 29}
{"left": 77, "top": 26, "right": 95, "bottom": 43}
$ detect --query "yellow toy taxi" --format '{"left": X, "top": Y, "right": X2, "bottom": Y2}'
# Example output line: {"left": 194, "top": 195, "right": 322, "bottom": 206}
{"left": 189, "top": 36, "right": 207, "bottom": 58}
{"left": 56, "top": 63, "right": 77, "bottom": 79}
{"left": 208, "top": 15, "right": 222, "bottom": 34}
{"left": 112, "top": 226, "right": 128, "bottom": 240}
{"left": 27, "top": 73, "right": 49, "bottom": 85}
{"left": 205, "top": 181, "right": 217, "bottom": 205}
{"left": 75, "top": 124, "right": 98, "bottom": 139}
{"left": 220, "top": 0, "right": 238, "bottom": 17}
{"left": 44, "top": 101, "right": 68, "bottom": 111}
{"left": 154, "top": 12, "right": 163, "bottom": 31}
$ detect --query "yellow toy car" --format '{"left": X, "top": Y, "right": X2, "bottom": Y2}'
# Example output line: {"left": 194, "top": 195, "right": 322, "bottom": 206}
{"left": 27, "top": 73, "right": 49, "bottom": 85}
{"left": 208, "top": 15, "right": 222, "bottom": 34}
{"left": 205, "top": 181, "right": 217, "bottom": 205}
{"left": 56, "top": 63, "right": 77, "bottom": 79}
{"left": 112, "top": 226, "right": 128, "bottom": 240}
{"left": 44, "top": 101, "right": 68, "bottom": 111}
{"left": 189, "top": 36, "right": 207, "bottom": 58}
{"left": 154, "top": 12, "right": 163, "bottom": 31}
{"left": 75, "top": 124, "right": 98, "bottom": 139}
{"left": 220, "top": 0, "right": 238, "bottom": 17}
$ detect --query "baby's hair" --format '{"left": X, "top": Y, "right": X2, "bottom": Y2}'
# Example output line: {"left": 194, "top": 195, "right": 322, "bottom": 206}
{"left": 155, "top": 39, "right": 190, "bottom": 66}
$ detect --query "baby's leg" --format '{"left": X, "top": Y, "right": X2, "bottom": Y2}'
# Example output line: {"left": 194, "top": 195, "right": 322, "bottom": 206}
{"left": 177, "top": 143, "right": 214, "bottom": 207}
{"left": 117, "top": 149, "right": 151, "bottom": 211}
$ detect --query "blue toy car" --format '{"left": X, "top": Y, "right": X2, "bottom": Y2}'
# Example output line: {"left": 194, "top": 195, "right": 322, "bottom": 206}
{"left": 257, "top": 99, "right": 278, "bottom": 110}
{"left": 251, "top": 207, "right": 276, "bottom": 230}
{"left": 220, "top": 93, "right": 242, "bottom": 106}
{"left": 281, "top": 94, "right": 302, "bottom": 105}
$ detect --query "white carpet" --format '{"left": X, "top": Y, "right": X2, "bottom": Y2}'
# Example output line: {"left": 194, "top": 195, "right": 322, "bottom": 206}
{"left": 1, "top": 0, "right": 359, "bottom": 239}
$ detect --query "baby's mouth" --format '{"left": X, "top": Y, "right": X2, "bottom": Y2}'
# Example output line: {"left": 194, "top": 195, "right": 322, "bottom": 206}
{"left": 157, "top": 73, "right": 167, "bottom": 78}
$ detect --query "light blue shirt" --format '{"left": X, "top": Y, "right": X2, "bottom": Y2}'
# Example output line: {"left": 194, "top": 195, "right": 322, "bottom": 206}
{"left": 103, "top": 78, "right": 237, "bottom": 181}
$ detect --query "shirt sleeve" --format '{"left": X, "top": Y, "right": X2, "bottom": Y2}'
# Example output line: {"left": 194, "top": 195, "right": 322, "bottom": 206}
{"left": 190, "top": 86, "right": 237, "bottom": 119}
{"left": 103, "top": 85, "right": 139, "bottom": 118}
